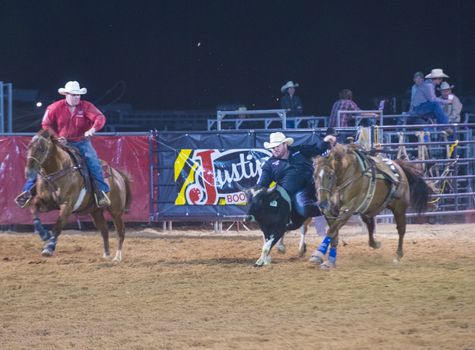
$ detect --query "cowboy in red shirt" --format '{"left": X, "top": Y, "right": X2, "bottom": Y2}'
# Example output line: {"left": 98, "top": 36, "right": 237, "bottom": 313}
{"left": 15, "top": 81, "right": 111, "bottom": 208}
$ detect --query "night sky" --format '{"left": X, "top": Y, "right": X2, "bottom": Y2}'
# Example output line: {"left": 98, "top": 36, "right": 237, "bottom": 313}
{"left": 1, "top": 0, "right": 474, "bottom": 114}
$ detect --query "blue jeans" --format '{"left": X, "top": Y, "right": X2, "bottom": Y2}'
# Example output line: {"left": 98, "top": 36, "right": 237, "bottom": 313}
{"left": 69, "top": 140, "right": 110, "bottom": 192}
{"left": 22, "top": 139, "right": 110, "bottom": 193}
{"left": 292, "top": 182, "right": 321, "bottom": 218}
{"left": 22, "top": 176, "right": 37, "bottom": 192}
{"left": 412, "top": 101, "right": 449, "bottom": 124}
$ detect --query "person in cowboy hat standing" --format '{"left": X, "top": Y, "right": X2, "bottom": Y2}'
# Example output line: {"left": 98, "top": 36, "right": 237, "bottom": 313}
{"left": 256, "top": 131, "right": 336, "bottom": 237}
{"left": 280, "top": 81, "right": 303, "bottom": 128}
{"left": 409, "top": 69, "right": 451, "bottom": 124}
{"left": 15, "top": 81, "right": 111, "bottom": 208}
{"left": 439, "top": 81, "right": 463, "bottom": 124}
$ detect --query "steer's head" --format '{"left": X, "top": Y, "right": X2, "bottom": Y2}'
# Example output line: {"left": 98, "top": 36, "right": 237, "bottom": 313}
{"left": 245, "top": 186, "right": 290, "bottom": 228}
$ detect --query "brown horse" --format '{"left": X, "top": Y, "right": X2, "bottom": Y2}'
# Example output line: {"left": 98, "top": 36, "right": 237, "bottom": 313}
{"left": 24, "top": 129, "right": 131, "bottom": 261}
{"left": 312, "top": 143, "right": 431, "bottom": 268}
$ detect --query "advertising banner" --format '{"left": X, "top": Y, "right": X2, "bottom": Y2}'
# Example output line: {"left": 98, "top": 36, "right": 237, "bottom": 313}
{"left": 0, "top": 135, "right": 150, "bottom": 225}
{"left": 154, "top": 131, "right": 323, "bottom": 220}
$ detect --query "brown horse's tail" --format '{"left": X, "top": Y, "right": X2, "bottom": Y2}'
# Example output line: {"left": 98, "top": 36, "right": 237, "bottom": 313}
{"left": 117, "top": 169, "right": 132, "bottom": 212}
{"left": 394, "top": 159, "right": 432, "bottom": 213}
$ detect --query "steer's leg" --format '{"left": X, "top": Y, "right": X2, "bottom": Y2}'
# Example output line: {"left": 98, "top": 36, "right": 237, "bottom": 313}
{"left": 255, "top": 229, "right": 285, "bottom": 267}
{"left": 276, "top": 236, "right": 286, "bottom": 254}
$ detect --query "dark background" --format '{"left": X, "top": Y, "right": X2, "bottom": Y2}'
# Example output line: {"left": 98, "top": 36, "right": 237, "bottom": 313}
{"left": 1, "top": 0, "right": 474, "bottom": 114}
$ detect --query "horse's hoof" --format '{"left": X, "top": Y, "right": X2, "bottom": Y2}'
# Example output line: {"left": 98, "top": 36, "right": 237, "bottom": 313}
{"left": 370, "top": 241, "right": 381, "bottom": 249}
{"left": 41, "top": 249, "right": 53, "bottom": 257}
{"left": 112, "top": 251, "right": 122, "bottom": 262}
{"left": 320, "top": 260, "right": 336, "bottom": 269}
{"left": 309, "top": 252, "right": 324, "bottom": 265}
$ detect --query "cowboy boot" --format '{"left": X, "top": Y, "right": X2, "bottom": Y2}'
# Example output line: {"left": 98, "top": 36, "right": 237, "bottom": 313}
{"left": 94, "top": 190, "right": 111, "bottom": 208}
{"left": 15, "top": 191, "right": 33, "bottom": 208}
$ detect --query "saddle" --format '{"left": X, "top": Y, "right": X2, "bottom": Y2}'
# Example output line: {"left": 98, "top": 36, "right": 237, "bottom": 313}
{"left": 352, "top": 145, "right": 400, "bottom": 185}
{"left": 351, "top": 146, "right": 402, "bottom": 214}
{"left": 61, "top": 145, "right": 94, "bottom": 193}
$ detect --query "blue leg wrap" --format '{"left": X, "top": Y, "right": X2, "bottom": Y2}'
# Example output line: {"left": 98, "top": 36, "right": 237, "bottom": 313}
{"left": 33, "top": 219, "right": 51, "bottom": 242}
{"left": 317, "top": 236, "right": 332, "bottom": 255}
{"left": 328, "top": 247, "right": 337, "bottom": 264}
{"left": 43, "top": 237, "right": 57, "bottom": 252}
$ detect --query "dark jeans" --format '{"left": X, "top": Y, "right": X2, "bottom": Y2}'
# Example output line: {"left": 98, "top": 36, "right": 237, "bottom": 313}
{"left": 412, "top": 101, "right": 449, "bottom": 124}
{"left": 292, "top": 182, "right": 321, "bottom": 218}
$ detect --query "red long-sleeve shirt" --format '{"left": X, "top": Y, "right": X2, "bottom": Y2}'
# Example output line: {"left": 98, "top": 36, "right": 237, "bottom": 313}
{"left": 41, "top": 99, "right": 106, "bottom": 142}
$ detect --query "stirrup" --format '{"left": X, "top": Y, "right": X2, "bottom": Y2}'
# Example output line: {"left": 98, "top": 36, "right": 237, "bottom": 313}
{"left": 95, "top": 191, "right": 111, "bottom": 208}
{"left": 15, "top": 191, "right": 32, "bottom": 208}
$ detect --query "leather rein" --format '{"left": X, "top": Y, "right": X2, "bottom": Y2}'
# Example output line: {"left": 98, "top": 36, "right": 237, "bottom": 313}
{"left": 27, "top": 136, "right": 80, "bottom": 197}
{"left": 318, "top": 150, "right": 375, "bottom": 219}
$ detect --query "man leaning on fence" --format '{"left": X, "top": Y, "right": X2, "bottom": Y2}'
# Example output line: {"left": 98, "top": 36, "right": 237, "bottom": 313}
{"left": 409, "top": 69, "right": 451, "bottom": 125}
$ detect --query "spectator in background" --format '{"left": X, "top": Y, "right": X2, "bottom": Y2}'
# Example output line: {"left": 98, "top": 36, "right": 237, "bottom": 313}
{"left": 329, "top": 89, "right": 360, "bottom": 127}
{"left": 280, "top": 81, "right": 303, "bottom": 128}
{"left": 409, "top": 69, "right": 450, "bottom": 124}
{"left": 439, "top": 82, "right": 462, "bottom": 124}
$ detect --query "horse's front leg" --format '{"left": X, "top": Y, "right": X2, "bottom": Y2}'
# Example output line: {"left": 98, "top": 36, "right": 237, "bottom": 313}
{"left": 310, "top": 211, "right": 352, "bottom": 267}
{"left": 309, "top": 230, "right": 336, "bottom": 266}
{"left": 30, "top": 201, "right": 51, "bottom": 242}
{"left": 320, "top": 237, "right": 339, "bottom": 269}
{"left": 42, "top": 203, "right": 73, "bottom": 257}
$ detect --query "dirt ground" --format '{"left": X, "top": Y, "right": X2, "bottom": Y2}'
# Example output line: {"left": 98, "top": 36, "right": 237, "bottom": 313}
{"left": 1, "top": 223, "right": 474, "bottom": 350}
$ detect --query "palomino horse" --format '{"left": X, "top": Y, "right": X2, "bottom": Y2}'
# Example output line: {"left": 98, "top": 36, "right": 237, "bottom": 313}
{"left": 24, "top": 129, "right": 131, "bottom": 261}
{"left": 313, "top": 143, "right": 432, "bottom": 268}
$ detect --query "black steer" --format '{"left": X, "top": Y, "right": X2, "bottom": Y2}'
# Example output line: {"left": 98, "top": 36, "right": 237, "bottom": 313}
{"left": 246, "top": 186, "right": 308, "bottom": 266}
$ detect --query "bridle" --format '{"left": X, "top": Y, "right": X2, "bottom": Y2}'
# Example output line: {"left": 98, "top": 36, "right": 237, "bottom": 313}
{"left": 26, "top": 135, "right": 79, "bottom": 197}
{"left": 316, "top": 153, "right": 367, "bottom": 219}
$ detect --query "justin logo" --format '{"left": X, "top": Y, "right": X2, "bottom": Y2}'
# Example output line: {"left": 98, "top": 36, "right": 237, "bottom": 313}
{"left": 174, "top": 149, "right": 271, "bottom": 205}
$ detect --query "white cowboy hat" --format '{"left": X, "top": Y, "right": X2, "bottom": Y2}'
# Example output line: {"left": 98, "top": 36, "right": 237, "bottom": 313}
{"left": 58, "top": 81, "right": 87, "bottom": 95}
{"left": 264, "top": 132, "right": 294, "bottom": 149}
{"left": 425, "top": 69, "right": 449, "bottom": 79}
{"left": 439, "top": 81, "right": 454, "bottom": 90}
{"left": 281, "top": 81, "right": 299, "bottom": 93}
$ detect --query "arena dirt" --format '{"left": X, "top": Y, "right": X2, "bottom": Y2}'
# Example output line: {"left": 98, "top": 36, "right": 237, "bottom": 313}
{"left": 1, "top": 223, "right": 474, "bottom": 350}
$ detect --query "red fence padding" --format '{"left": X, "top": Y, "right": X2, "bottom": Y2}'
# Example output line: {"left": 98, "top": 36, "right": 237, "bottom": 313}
{"left": 0, "top": 135, "right": 150, "bottom": 225}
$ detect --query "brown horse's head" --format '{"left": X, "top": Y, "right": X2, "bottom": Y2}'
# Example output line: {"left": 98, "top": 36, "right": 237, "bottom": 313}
{"left": 25, "top": 129, "right": 56, "bottom": 178}
{"left": 314, "top": 144, "right": 352, "bottom": 216}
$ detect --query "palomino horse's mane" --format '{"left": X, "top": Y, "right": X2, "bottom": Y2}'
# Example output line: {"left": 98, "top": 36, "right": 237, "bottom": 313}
{"left": 316, "top": 143, "right": 353, "bottom": 171}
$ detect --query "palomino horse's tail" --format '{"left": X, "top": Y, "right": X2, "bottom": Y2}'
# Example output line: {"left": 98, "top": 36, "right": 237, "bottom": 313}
{"left": 116, "top": 169, "right": 132, "bottom": 211}
{"left": 394, "top": 159, "right": 432, "bottom": 213}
